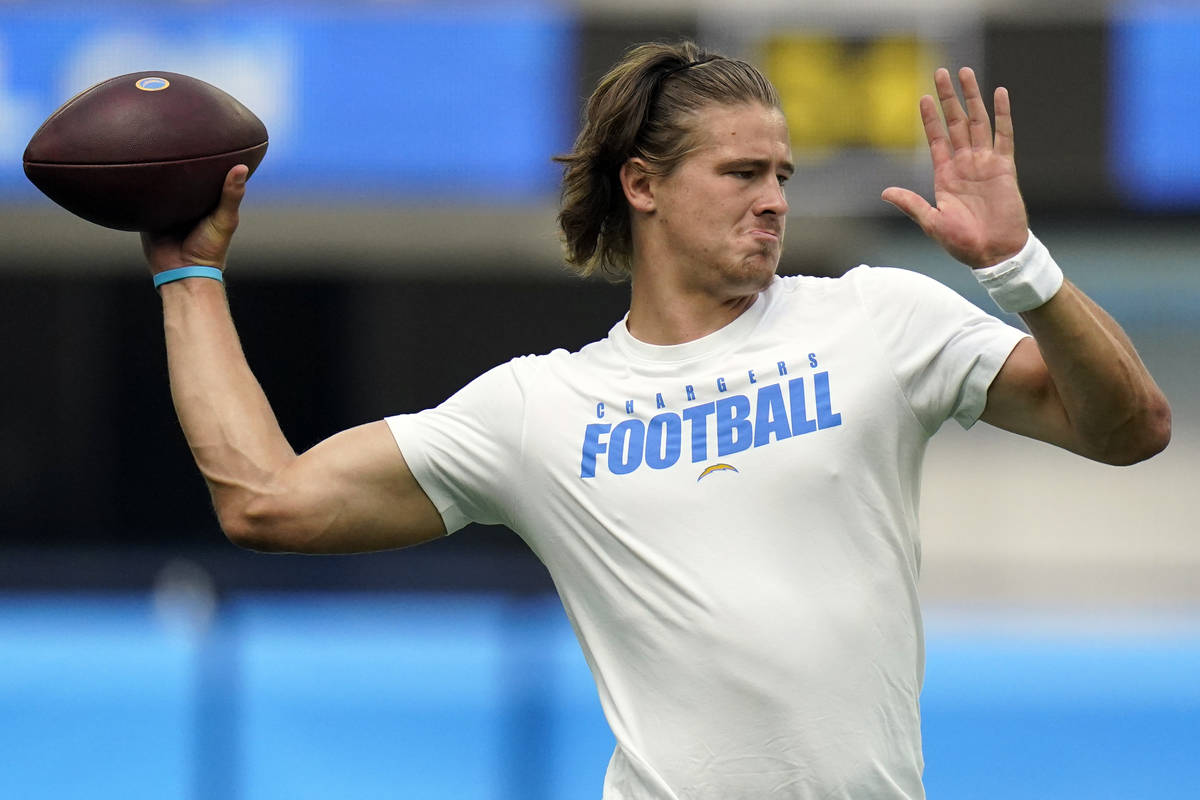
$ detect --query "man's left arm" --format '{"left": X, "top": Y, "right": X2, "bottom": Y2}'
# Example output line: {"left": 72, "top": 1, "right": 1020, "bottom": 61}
{"left": 981, "top": 280, "right": 1170, "bottom": 465}
{"left": 882, "top": 67, "right": 1170, "bottom": 465}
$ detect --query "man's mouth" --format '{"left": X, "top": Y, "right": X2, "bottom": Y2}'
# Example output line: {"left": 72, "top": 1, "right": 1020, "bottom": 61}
{"left": 749, "top": 228, "right": 782, "bottom": 241}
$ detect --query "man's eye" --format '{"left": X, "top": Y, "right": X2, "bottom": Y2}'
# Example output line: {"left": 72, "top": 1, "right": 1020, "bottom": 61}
{"left": 729, "top": 171, "right": 753, "bottom": 179}
{"left": 777, "top": 174, "right": 791, "bottom": 185}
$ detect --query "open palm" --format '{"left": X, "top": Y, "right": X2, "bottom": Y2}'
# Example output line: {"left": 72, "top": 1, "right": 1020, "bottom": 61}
{"left": 882, "top": 67, "right": 1029, "bottom": 268}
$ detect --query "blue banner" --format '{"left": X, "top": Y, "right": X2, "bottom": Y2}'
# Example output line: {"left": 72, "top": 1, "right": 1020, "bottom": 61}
{"left": 0, "top": 3, "right": 574, "bottom": 204}
{"left": 1110, "top": 4, "right": 1200, "bottom": 210}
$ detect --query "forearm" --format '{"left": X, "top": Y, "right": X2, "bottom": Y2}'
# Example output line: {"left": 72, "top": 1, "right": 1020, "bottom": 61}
{"left": 161, "top": 277, "right": 297, "bottom": 530}
{"left": 1018, "top": 279, "right": 1170, "bottom": 463}
{"left": 142, "top": 167, "right": 442, "bottom": 553}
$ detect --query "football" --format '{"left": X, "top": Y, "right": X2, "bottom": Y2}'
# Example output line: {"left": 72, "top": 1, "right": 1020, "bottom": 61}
{"left": 23, "top": 72, "right": 268, "bottom": 233}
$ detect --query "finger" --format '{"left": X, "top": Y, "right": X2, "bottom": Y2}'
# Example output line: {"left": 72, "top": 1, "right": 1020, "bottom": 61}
{"left": 881, "top": 186, "right": 938, "bottom": 236}
{"left": 209, "top": 165, "right": 249, "bottom": 236}
{"left": 993, "top": 86, "right": 1015, "bottom": 158}
{"left": 934, "top": 67, "right": 970, "bottom": 152}
{"left": 919, "top": 94, "right": 953, "bottom": 168}
{"left": 958, "top": 67, "right": 993, "bottom": 151}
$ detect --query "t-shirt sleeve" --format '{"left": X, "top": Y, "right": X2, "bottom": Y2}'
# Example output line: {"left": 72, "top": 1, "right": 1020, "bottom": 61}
{"left": 851, "top": 265, "right": 1029, "bottom": 432}
{"left": 385, "top": 359, "right": 530, "bottom": 534}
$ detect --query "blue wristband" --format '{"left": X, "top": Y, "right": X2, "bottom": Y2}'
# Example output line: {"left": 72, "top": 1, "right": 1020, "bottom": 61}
{"left": 153, "top": 265, "right": 224, "bottom": 288}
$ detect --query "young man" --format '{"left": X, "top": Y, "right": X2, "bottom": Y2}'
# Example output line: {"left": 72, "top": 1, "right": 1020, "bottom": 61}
{"left": 143, "top": 41, "right": 1168, "bottom": 799}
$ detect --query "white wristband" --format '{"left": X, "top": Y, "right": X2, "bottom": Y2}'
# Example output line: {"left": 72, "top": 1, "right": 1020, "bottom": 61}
{"left": 973, "top": 230, "right": 1064, "bottom": 313}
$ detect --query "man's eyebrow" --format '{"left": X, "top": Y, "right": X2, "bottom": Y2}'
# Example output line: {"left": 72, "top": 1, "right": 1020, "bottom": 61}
{"left": 718, "top": 157, "right": 795, "bottom": 175}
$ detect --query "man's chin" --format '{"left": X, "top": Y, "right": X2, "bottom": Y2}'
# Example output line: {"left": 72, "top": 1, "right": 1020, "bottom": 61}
{"left": 749, "top": 247, "right": 782, "bottom": 273}
{"left": 729, "top": 256, "right": 779, "bottom": 293}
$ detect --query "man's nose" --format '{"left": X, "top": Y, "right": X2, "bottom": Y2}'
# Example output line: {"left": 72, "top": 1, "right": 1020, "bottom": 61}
{"left": 755, "top": 178, "right": 788, "bottom": 216}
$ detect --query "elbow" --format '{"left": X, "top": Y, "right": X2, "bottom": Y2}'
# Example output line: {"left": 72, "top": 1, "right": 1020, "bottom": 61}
{"left": 1095, "top": 394, "right": 1172, "bottom": 466}
{"left": 217, "top": 494, "right": 308, "bottom": 553}
{"left": 1131, "top": 394, "right": 1172, "bottom": 463}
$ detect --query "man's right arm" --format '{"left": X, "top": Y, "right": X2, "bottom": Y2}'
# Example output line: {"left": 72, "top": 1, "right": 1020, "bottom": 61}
{"left": 148, "top": 167, "right": 445, "bottom": 553}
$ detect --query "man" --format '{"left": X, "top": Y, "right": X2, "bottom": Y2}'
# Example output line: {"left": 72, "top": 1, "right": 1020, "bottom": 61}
{"left": 143, "top": 41, "right": 1168, "bottom": 799}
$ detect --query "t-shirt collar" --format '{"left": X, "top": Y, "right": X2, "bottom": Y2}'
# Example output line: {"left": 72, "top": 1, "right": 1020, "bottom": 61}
{"left": 608, "top": 281, "right": 775, "bottom": 365}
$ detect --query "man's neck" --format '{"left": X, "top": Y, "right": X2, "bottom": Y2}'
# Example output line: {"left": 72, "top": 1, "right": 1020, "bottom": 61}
{"left": 625, "top": 282, "right": 761, "bottom": 345}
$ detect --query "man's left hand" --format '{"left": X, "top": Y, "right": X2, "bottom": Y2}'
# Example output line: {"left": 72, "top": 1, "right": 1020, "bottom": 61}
{"left": 882, "top": 67, "right": 1029, "bottom": 268}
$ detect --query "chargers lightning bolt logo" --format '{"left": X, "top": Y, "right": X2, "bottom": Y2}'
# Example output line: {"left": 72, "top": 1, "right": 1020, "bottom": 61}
{"left": 697, "top": 463, "right": 739, "bottom": 482}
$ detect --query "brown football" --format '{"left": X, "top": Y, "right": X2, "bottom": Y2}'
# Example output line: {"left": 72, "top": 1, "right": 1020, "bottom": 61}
{"left": 23, "top": 71, "right": 268, "bottom": 232}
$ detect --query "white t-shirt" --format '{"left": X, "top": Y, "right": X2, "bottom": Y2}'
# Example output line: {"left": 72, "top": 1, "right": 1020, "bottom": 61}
{"left": 387, "top": 268, "right": 1027, "bottom": 800}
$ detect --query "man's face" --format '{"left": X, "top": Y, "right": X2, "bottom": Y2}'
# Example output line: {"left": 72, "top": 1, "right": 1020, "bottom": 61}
{"left": 645, "top": 102, "right": 793, "bottom": 298}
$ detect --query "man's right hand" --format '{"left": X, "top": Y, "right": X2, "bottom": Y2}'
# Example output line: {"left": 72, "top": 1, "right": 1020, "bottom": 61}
{"left": 141, "top": 164, "right": 248, "bottom": 275}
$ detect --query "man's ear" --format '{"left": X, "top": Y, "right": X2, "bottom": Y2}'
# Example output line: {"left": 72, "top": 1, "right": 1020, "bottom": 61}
{"left": 620, "top": 158, "right": 655, "bottom": 213}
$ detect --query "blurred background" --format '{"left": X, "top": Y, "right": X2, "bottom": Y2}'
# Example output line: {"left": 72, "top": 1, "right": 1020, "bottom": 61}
{"left": 1, "top": 0, "right": 1197, "bottom": 797}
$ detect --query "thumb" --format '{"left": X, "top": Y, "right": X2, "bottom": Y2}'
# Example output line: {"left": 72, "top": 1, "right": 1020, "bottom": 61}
{"left": 176, "top": 165, "right": 249, "bottom": 269}
{"left": 209, "top": 164, "right": 249, "bottom": 236}
{"left": 881, "top": 187, "right": 937, "bottom": 236}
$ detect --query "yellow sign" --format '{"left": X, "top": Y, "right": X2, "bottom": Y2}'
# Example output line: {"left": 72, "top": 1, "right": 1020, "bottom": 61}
{"left": 764, "top": 34, "right": 938, "bottom": 153}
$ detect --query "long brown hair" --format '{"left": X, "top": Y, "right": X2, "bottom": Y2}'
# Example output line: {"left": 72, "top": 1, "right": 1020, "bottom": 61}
{"left": 554, "top": 41, "right": 781, "bottom": 281}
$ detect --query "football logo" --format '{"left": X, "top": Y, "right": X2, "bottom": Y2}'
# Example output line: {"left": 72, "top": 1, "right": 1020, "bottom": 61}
{"left": 135, "top": 77, "right": 170, "bottom": 92}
